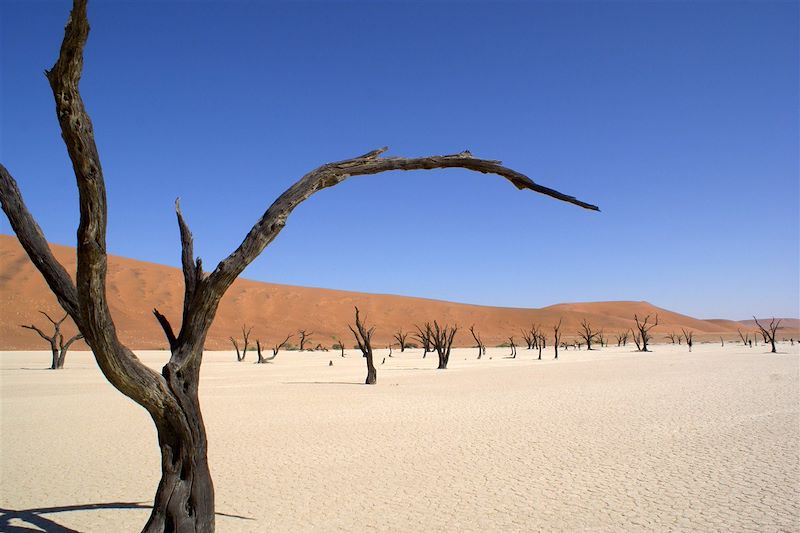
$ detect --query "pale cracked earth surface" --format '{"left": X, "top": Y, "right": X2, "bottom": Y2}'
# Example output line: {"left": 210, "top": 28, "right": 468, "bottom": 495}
{"left": 1, "top": 343, "right": 798, "bottom": 532}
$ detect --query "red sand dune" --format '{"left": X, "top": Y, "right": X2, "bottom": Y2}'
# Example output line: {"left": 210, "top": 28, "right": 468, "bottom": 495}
{"left": 1, "top": 235, "right": 795, "bottom": 350}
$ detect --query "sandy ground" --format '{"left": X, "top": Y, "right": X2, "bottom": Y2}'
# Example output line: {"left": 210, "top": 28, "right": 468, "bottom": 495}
{"left": 1, "top": 343, "right": 798, "bottom": 532}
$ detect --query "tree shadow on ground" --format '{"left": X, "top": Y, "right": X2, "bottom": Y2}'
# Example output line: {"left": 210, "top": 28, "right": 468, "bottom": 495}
{"left": 0, "top": 502, "right": 253, "bottom": 532}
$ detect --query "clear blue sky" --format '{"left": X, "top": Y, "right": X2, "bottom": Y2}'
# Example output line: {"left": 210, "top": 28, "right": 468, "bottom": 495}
{"left": 1, "top": 1, "right": 798, "bottom": 320}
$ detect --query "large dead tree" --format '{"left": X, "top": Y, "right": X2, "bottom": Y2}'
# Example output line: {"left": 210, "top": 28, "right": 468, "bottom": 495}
{"left": 297, "top": 329, "right": 313, "bottom": 351}
{"left": 553, "top": 319, "right": 563, "bottom": 359}
{"left": 0, "top": 2, "right": 598, "bottom": 531}
{"left": 632, "top": 314, "right": 658, "bottom": 352}
{"left": 20, "top": 311, "right": 84, "bottom": 369}
{"left": 414, "top": 323, "right": 434, "bottom": 359}
{"left": 469, "top": 324, "right": 485, "bottom": 359}
{"left": 348, "top": 307, "right": 376, "bottom": 384}
{"left": 393, "top": 329, "right": 409, "bottom": 352}
{"left": 577, "top": 318, "right": 599, "bottom": 350}
{"left": 429, "top": 321, "right": 459, "bottom": 369}
{"left": 229, "top": 325, "right": 252, "bottom": 362}
{"left": 753, "top": 317, "right": 782, "bottom": 353}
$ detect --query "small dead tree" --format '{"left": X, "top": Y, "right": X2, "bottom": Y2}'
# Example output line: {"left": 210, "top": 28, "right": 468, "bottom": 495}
{"left": 737, "top": 329, "right": 751, "bottom": 347}
{"left": 229, "top": 325, "right": 252, "bottom": 362}
{"left": 553, "top": 319, "right": 563, "bottom": 359}
{"left": 665, "top": 332, "right": 678, "bottom": 344}
{"left": 536, "top": 330, "right": 545, "bottom": 360}
{"left": 429, "top": 321, "right": 458, "bottom": 369}
{"left": 521, "top": 327, "right": 535, "bottom": 350}
{"left": 393, "top": 329, "right": 409, "bottom": 352}
{"left": 681, "top": 328, "right": 694, "bottom": 352}
{"left": 348, "top": 307, "right": 376, "bottom": 384}
{"left": 469, "top": 324, "right": 485, "bottom": 359}
{"left": 632, "top": 314, "right": 658, "bottom": 352}
{"left": 614, "top": 331, "right": 629, "bottom": 347}
{"left": 298, "top": 329, "right": 313, "bottom": 351}
{"left": 753, "top": 317, "right": 782, "bottom": 353}
{"left": 597, "top": 329, "right": 606, "bottom": 348}
{"left": 508, "top": 336, "right": 517, "bottom": 358}
{"left": 20, "top": 311, "right": 84, "bottom": 369}
{"left": 256, "top": 333, "right": 293, "bottom": 363}
{"left": 577, "top": 318, "right": 599, "bottom": 350}
{"left": 333, "top": 337, "right": 346, "bottom": 357}
{"left": 414, "top": 323, "right": 433, "bottom": 359}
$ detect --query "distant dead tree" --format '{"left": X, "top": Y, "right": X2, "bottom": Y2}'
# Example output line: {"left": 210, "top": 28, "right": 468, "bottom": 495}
{"left": 720, "top": 336, "right": 724, "bottom": 347}
{"left": 681, "top": 329, "right": 694, "bottom": 352}
{"left": 297, "top": 329, "right": 313, "bottom": 351}
{"left": 737, "top": 329, "right": 751, "bottom": 347}
{"left": 256, "top": 333, "right": 293, "bottom": 363}
{"left": 0, "top": 1, "right": 599, "bottom": 528}
{"left": 577, "top": 318, "right": 599, "bottom": 350}
{"left": 414, "top": 323, "right": 433, "bottom": 359}
{"left": 615, "top": 331, "right": 629, "bottom": 347}
{"left": 508, "top": 336, "right": 517, "bottom": 358}
{"left": 753, "top": 317, "right": 782, "bottom": 353}
{"left": 469, "top": 325, "right": 485, "bottom": 359}
{"left": 20, "top": 310, "right": 83, "bottom": 369}
{"left": 536, "top": 328, "right": 546, "bottom": 360}
{"left": 230, "top": 325, "right": 252, "bottom": 362}
{"left": 632, "top": 314, "right": 658, "bottom": 352}
{"left": 597, "top": 328, "right": 606, "bottom": 348}
{"left": 333, "top": 337, "right": 346, "bottom": 357}
{"left": 393, "top": 329, "right": 409, "bottom": 352}
{"left": 348, "top": 307, "right": 376, "bottom": 384}
{"left": 429, "top": 321, "right": 458, "bottom": 369}
{"left": 553, "top": 319, "right": 563, "bottom": 359}
{"left": 521, "top": 327, "right": 535, "bottom": 350}
{"left": 665, "top": 332, "right": 678, "bottom": 344}
{"left": 388, "top": 344, "right": 393, "bottom": 356}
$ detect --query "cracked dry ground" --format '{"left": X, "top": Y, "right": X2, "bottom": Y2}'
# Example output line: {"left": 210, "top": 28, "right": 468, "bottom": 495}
{"left": 1, "top": 344, "right": 798, "bottom": 532}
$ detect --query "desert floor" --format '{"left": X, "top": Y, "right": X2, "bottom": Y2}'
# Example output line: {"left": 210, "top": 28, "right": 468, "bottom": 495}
{"left": 1, "top": 343, "right": 798, "bottom": 532}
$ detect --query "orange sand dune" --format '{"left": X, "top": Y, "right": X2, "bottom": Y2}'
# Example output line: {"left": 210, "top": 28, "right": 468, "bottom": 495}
{"left": 0, "top": 235, "right": 793, "bottom": 350}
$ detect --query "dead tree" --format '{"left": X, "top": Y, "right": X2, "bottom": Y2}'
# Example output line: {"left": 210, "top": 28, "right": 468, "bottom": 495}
{"left": 348, "top": 307, "right": 376, "bottom": 384}
{"left": 429, "top": 321, "right": 459, "bottom": 369}
{"left": 737, "top": 329, "right": 751, "bottom": 347}
{"left": 753, "top": 317, "right": 782, "bottom": 353}
{"left": 597, "top": 329, "right": 606, "bottom": 348}
{"left": 256, "top": 333, "right": 292, "bottom": 363}
{"left": 469, "top": 324, "right": 485, "bottom": 359}
{"left": 577, "top": 318, "right": 599, "bottom": 350}
{"left": 521, "top": 327, "right": 535, "bottom": 350}
{"left": 333, "top": 337, "right": 346, "bottom": 357}
{"left": 393, "top": 329, "right": 409, "bottom": 352}
{"left": 536, "top": 330, "right": 545, "bottom": 360}
{"left": 665, "top": 332, "right": 678, "bottom": 344}
{"left": 614, "top": 330, "right": 629, "bottom": 347}
{"left": 553, "top": 319, "right": 563, "bottom": 359}
{"left": 631, "top": 329, "right": 642, "bottom": 351}
{"left": 298, "top": 329, "right": 313, "bottom": 351}
{"left": 0, "top": 2, "right": 598, "bottom": 530}
{"left": 229, "top": 325, "right": 252, "bottom": 362}
{"left": 508, "top": 336, "right": 517, "bottom": 358}
{"left": 681, "top": 329, "right": 694, "bottom": 352}
{"left": 632, "top": 314, "right": 659, "bottom": 352}
{"left": 20, "top": 310, "right": 84, "bottom": 369}
{"left": 414, "top": 323, "right": 434, "bottom": 359}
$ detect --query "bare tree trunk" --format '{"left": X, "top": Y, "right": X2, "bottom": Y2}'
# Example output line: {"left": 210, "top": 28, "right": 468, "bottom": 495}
{"left": 349, "top": 307, "right": 376, "bottom": 384}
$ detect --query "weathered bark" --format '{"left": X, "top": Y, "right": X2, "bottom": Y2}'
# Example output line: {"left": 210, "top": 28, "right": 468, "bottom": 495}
{"left": 753, "top": 317, "right": 781, "bottom": 353}
{"left": 348, "top": 307, "right": 376, "bottom": 384}
{"left": 0, "top": 2, "right": 598, "bottom": 531}
{"left": 429, "top": 321, "right": 458, "bottom": 369}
